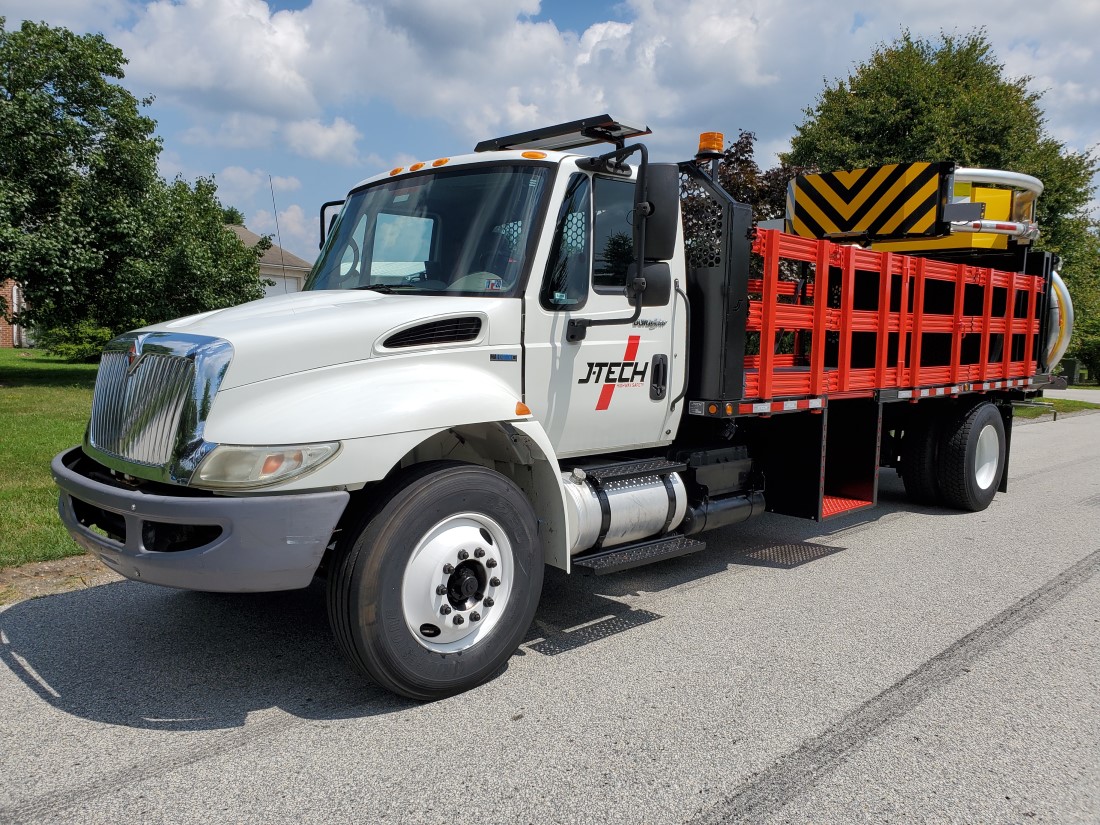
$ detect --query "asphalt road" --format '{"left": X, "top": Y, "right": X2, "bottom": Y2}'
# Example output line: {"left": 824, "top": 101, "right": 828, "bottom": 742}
{"left": 2, "top": 413, "right": 1098, "bottom": 824}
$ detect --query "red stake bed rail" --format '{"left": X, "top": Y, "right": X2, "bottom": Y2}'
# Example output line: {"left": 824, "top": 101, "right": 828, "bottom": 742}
{"left": 742, "top": 230, "right": 1043, "bottom": 404}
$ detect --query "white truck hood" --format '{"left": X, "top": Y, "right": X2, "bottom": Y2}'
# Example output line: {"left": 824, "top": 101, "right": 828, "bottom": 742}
{"left": 141, "top": 290, "right": 518, "bottom": 389}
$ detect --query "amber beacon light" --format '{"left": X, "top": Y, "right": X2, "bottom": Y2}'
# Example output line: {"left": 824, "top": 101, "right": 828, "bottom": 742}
{"left": 697, "top": 131, "right": 724, "bottom": 160}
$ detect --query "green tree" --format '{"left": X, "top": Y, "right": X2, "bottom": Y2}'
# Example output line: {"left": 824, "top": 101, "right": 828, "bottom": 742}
{"left": 0, "top": 18, "right": 269, "bottom": 355}
{"left": 712, "top": 129, "right": 810, "bottom": 224}
{"left": 0, "top": 18, "right": 160, "bottom": 328}
{"left": 221, "top": 205, "right": 246, "bottom": 225}
{"left": 783, "top": 30, "right": 1099, "bottom": 370}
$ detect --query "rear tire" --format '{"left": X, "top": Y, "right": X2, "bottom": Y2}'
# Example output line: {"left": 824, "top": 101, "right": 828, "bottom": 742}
{"left": 327, "top": 462, "right": 543, "bottom": 700}
{"left": 936, "top": 402, "right": 1005, "bottom": 512}
{"left": 901, "top": 415, "right": 942, "bottom": 505}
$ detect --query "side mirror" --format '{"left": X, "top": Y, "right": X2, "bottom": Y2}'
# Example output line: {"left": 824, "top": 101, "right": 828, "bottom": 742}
{"left": 626, "top": 261, "right": 672, "bottom": 307}
{"left": 643, "top": 164, "right": 680, "bottom": 261}
{"left": 319, "top": 200, "right": 345, "bottom": 249}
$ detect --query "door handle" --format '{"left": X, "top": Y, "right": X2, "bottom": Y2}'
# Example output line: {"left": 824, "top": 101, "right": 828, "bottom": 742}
{"left": 650, "top": 354, "right": 668, "bottom": 400}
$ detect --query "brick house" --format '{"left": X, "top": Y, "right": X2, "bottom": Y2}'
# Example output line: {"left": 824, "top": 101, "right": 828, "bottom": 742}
{"left": 0, "top": 279, "right": 29, "bottom": 348}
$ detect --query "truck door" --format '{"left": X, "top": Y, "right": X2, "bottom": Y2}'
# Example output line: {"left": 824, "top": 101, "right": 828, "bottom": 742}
{"left": 524, "top": 172, "right": 679, "bottom": 457}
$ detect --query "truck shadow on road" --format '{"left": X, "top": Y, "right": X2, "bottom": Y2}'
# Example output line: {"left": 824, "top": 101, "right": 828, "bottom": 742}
{"left": 0, "top": 471, "right": 961, "bottom": 729}
{"left": 0, "top": 581, "right": 415, "bottom": 730}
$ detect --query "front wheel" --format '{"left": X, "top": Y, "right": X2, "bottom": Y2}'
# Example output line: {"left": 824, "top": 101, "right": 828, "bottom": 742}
{"left": 327, "top": 462, "right": 543, "bottom": 700}
{"left": 936, "top": 402, "right": 1006, "bottom": 512}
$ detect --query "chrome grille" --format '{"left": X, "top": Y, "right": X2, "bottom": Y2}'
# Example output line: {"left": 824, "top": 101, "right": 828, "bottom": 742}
{"left": 90, "top": 351, "right": 196, "bottom": 467}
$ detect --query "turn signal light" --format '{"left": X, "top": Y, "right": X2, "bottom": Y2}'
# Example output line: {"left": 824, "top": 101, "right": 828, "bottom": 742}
{"left": 516, "top": 402, "right": 532, "bottom": 416}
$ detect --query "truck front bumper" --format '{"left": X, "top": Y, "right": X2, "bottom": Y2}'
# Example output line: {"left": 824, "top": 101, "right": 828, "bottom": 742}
{"left": 52, "top": 447, "right": 350, "bottom": 592}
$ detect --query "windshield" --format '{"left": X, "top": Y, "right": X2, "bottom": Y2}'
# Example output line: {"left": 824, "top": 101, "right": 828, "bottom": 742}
{"left": 306, "top": 164, "right": 552, "bottom": 296}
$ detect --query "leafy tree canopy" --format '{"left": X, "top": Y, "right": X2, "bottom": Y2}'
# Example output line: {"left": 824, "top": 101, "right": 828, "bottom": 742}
{"left": 221, "top": 205, "right": 246, "bottom": 225}
{"left": 0, "top": 18, "right": 268, "bottom": 353}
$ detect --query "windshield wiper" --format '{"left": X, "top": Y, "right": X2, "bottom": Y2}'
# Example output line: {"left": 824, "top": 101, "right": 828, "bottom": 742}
{"left": 353, "top": 284, "right": 397, "bottom": 293}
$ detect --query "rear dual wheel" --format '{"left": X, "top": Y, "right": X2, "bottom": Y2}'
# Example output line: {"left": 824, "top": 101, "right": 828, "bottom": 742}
{"left": 327, "top": 462, "right": 543, "bottom": 700}
{"left": 902, "top": 401, "right": 1006, "bottom": 512}
{"left": 900, "top": 416, "right": 942, "bottom": 505}
{"left": 936, "top": 402, "right": 1006, "bottom": 512}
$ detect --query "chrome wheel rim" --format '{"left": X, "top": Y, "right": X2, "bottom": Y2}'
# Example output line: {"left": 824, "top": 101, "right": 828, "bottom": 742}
{"left": 974, "top": 424, "right": 1000, "bottom": 490}
{"left": 401, "top": 513, "right": 514, "bottom": 653}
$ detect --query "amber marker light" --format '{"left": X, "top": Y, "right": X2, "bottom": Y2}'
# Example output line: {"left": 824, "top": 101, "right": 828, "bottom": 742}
{"left": 409, "top": 162, "right": 426, "bottom": 171}
{"left": 725, "top": 403, "right": 734, "bottom": 415}
{"left": 432, "top": 158, "right": 450, "bottom": 167}
{"left": 708, "top": 403, "right": 719, "bottom": 415}
{"left": 515, "top": 402, "right": 532, "bottom": 416}
{"left": 261, "top": 454, "right": 286, "bottom": 476}
{"left": 389, "top": 167, "right": 404, "bottom": 176}
{"left": 521, "top": 151, "right": 547, "bottom": 159}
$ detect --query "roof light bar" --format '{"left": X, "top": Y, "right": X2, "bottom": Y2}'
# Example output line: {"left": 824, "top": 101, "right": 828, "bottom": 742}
{"left": 474, "top": 114, "right": 651, "bottom": 153}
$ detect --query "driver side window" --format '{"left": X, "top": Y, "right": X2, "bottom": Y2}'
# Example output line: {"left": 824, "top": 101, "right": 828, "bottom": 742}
{"left": 540, "top": 175, "right": 591, "bottom": 311}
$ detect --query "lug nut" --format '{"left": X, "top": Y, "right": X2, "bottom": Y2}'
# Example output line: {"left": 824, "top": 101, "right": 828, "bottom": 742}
{"left": 436, "top": 585, "right": 448, "bottom": 595}
{"left": 486, "top": 558, "right": 498, "bottom": 569}
{"left": 470, "top": 612, "right": 481, "bottom": 622}
{"left": 474, "top": 547, "right": 486, "bottom": 558}
{"left": 453, "top": 615, "right": 465, "bottom": 625}
{"left": 483, "top": 597, "right": 495, "bottom": 607}
{"left": 442, "top": 563, "right": 454, "bottom": 574}
{"left": 490, "top": 577, "right": 501, "bottom": 587}
{"left": 458, "top": 549, "right": 469, "bottom": 560}
{"left": 440, "top": 605, "right": 452, "bottom": 615}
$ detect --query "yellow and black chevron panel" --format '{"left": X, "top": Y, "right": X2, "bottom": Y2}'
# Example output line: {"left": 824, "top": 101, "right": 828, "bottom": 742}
{"left": 784, "top": 161, "right": 954, "bottom": 242}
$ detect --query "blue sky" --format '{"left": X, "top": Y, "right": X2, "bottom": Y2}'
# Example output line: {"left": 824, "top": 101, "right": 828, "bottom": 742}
{"left": 7, "top": 0, "right": 1099, "bottom": 261}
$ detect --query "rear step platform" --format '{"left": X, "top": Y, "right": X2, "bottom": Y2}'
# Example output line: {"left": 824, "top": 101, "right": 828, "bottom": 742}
{"left": 572, "top": 534, "right": 705, "bottom": 575}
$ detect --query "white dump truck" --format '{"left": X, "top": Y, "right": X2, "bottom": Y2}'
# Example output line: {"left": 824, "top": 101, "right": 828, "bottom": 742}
{"left": 54, "top": 115, "right": 1072, "bottom": 699}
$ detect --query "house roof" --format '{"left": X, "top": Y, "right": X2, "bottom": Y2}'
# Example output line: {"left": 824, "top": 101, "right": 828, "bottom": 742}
{"left": 228, "top": 225, "right": 313, "bottom": 271}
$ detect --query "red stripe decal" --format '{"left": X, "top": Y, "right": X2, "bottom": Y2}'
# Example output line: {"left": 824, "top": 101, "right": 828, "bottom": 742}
{"left": 595, "top": 383, "right": 616, "bottom": 411}
{"left": 594, "top": 335, "right": 644, "bottom": 411}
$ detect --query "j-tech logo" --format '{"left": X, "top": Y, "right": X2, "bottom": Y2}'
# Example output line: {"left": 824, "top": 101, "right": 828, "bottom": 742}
{"left": 578, "top": 334, "right": 648, "bottom": 410}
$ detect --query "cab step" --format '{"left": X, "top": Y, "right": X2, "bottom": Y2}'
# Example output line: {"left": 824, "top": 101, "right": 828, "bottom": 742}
{"left": 580, "top": 458, "right": 687, "bottom": 485}
{"left": 572, "top": 534, "right": 705, "bottom": 575}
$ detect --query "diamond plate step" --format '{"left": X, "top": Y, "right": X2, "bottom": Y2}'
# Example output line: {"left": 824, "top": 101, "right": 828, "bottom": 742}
{"left": 572, "top": 534, "right": 705, "bottom": 575}
{"left": 579, "top": 458, "right": 687, "bottom": 486}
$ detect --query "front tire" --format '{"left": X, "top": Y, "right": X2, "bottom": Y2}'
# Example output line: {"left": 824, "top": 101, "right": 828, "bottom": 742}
{"left": 328, "top": 462, "right": 543, "bottom": 700}
{"left": 936, "top": 402, "right": 1006, "bottom": 512}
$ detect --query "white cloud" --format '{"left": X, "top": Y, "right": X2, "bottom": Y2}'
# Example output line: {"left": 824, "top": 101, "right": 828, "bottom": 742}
{"left": 35, "top": 0, "right": 1096, "bottom": 198}
{"left": 250, "top": 204, "right": 316, "bottom": 260}
{"left": 114, "top": 0, "right": 316, "bottom": 117}
{"left": 283, "top": 117, "right": 363, "bottom": 164}
{"left": 181, "top": 113, "right": 280, "bottom": 149}
{"left": 5, "top": 0, "right": 136, "bottom": 34}
{"left": 214, "top": 167, "right": 302, "bottom": 209}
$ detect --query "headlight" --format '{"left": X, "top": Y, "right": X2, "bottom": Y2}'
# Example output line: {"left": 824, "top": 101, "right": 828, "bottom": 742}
{"left": 193, "top": 442, "right": 341, "bottom": 489}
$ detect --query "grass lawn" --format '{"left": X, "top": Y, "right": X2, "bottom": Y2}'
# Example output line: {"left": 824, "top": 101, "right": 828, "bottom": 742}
{"left": 0, "top": 349, "right": 96, "bottom": 568}
{"left": 1013, "top": 397, "right": 1100, "bottom": 419}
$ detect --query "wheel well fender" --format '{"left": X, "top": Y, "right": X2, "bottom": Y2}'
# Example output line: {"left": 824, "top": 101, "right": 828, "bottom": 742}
{"left": 335, "top": 420, "right": 572, "bottom": 573}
